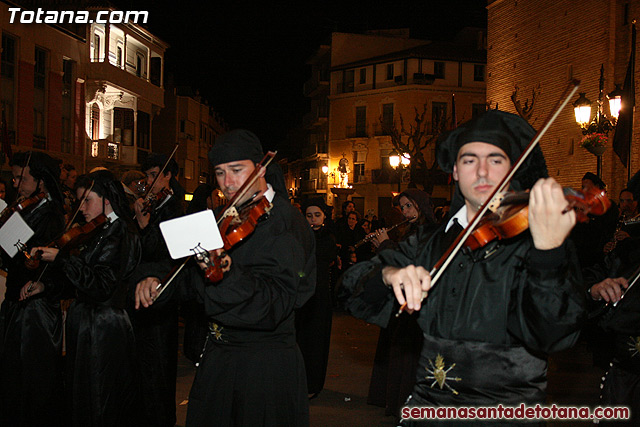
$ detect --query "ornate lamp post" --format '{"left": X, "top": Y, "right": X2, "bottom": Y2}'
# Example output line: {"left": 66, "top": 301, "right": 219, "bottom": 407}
{"left": 389, "top": 150, "right": 410, "bottom": 192}
{"left": 573, "top": 65, "right": 619, "bottom": 178}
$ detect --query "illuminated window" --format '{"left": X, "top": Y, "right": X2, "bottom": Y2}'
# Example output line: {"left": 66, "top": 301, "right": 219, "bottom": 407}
{"left": 91, "top": 104, "right": 100, "bottom": 140}
{"left": 113, "top": 107, "right": 133, "bottom": 146}
{"left": 107, "top": 142, "right": 119, "bottom": 160}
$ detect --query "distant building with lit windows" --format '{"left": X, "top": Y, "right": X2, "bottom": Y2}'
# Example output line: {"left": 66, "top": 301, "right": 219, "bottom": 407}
{"left": 0, "top": 1, "right": 168, "bottom": 177}
{"left": 297, "top": 28, "right": 486, "bottom": 218}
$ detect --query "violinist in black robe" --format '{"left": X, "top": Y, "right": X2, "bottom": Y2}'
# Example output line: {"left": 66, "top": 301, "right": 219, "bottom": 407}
{"left": 130, "top": 154, "right": 184, "bottom": 427}
{"left": 585, "top": 236, "right": 640, "bottom": 426}
{"left": 29, "top": 170, "right": 142, "bottom": 426}
{"left": 0, "top": 151, "right": 65, "bottom": 427}
{"left": 297, "top": 197, "right": 338, "bottom": 398}
{"left": 364, "top": 188, "right": 437, "bottom": 418}
{"left": 135, "top": 130, "right": 316, "bottom": 427}
{"left": 340, "top": 111, "right": 585, "bottom": 425}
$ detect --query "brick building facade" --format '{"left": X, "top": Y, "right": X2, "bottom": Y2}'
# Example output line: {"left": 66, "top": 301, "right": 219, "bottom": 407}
{"left": 487, "top": 0, "right": 638, "bottom": 196}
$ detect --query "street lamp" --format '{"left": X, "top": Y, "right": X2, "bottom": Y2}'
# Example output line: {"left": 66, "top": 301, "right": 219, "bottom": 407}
{"left": 573, "top": 64, "right": 619, "bottom": 178}
{"left": 389, "top": 150, "right": 411, "bottom": 192}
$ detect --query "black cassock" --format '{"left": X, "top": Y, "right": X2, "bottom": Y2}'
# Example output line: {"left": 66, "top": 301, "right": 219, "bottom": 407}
{"left": 295, "top": 224, "right": 337, "bottom": 394}
{"left": 129, "top": 193, "right": 183, "bottom": 427}
{"left": 585, "top": 236, "right": 640, "bottom": 426}
{"left": 186, "top": 194, "right": 316, "bottom": 427}
{"left": 55, "top": 216, "right": 141, "bottom": 426}
{"left": 0, "top": 199, "right": 65, "bottom": 427}
{"left": 341, "top": 222, "right": 585, "bottom": 424}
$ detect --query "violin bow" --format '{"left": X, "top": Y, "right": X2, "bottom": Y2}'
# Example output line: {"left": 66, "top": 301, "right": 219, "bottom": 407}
{"left": 613, "top": 263, "right": 640, "bottom": 307}
{"left": 397, "top": 79, "right": 581, "bottom": 316}
{"left": 64, "top": 180, "right": 94, "bottom": 232}
{"left": 142, "top": 143, "right": 180, "bottom": 202}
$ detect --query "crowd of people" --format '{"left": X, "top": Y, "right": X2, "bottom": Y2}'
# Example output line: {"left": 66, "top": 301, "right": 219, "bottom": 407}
{"left": 0, "top": 109, "right": 639, "bottom": 426}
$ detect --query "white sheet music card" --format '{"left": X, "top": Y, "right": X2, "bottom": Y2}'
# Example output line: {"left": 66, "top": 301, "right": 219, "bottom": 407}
{"left": 0, "top": 211, "right": 35, "bottom": 258}
{"left": 159, "top": 210, "right": 224, "bottom": 260}
{"left": 0, "top": 199, "right": 6, "bottom": 213}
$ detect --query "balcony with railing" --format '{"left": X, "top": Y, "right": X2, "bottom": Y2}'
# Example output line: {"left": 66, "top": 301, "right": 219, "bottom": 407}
{"left": 301, "top": 139, "right": 328, "bottom": 158}
{"left": 345, "top": 124, "right": 370, "bottom": 139}
{"left": 371, "top": 123, "right": 393, "bottom": 137}
{"left": 301, "top": 178, "right": 328, "bottom": 193}
{"left": 303, "top": 70, "right": 330, "bottom": 97}
{"left": 302, "top": 104, "right": 329, "bottom": 128}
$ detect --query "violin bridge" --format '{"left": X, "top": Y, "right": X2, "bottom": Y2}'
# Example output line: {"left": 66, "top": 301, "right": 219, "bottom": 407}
{"left": 220, "top": 206, "right": 239, "bottom": 220}
{"left": 486, "top": 192, "right": 506, "bottom": 213}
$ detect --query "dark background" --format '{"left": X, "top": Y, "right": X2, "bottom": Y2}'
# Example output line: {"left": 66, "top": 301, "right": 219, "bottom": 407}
{"left": 111, "top": 1, "right": 487, "bottom": 152}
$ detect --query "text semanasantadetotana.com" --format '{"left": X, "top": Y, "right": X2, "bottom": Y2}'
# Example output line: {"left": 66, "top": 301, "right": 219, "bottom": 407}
{"left": 401, "top": 403, "right": 630, "bottom": 421}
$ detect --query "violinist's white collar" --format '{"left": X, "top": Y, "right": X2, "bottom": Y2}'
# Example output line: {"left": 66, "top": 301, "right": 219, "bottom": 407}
{"left": 445, "top": 205, "right": 469, "bottom": 232}
{"left": 264, "top": 184, "right": 275, "bottom": 202}
{"left": 107, "top": 210, "right": 119, "bottom": 222}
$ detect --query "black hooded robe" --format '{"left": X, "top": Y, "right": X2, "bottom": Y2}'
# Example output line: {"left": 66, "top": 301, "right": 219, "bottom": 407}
{"left": 55, "top": 216, "right": 141, "bottom": 426}
{"left": 186, "top": 194, "right": 316, "bottom": 427}
{"left": 128, "top": 192, "right": 184, "bottom": 427}
{"left": 341, "top": 222, "right": 585, "bottom": 425}
{"left": 0, "top": 199, "right": 66, "bottom": 427}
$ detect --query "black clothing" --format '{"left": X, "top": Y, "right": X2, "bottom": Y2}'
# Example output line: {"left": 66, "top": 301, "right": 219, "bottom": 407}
{"left": 296, "top": 225, "right": 337, "bottom": 394}
{"left": 129, "top": 192, "right": 184, "bottom": 427}
{"left": 571, "top": 202, "right": 619, "bottom": 269}
{"left": 368, "top": 221, "right": 437, "bottom": 417}
{"left": 336, "top": 222, "right": 366, "bottom": 266}
{"left": 186, "top": 194, "right": 316, "bottom": 427}
{"left": 55, "top": 216, "right": 141, "bottom": 426}
{"left": 341, "top": 222, "right": 585, "bottom": 412}
{"left": 0, "top": 199, "right": 65, "bottom": 427}
{"left": 585, "top": 237, "right": 640, "bottom": 425}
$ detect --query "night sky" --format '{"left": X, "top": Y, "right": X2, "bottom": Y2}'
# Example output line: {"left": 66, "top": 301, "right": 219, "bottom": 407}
{"left": 112, "top": 1, "right": 487, "bottom": 153}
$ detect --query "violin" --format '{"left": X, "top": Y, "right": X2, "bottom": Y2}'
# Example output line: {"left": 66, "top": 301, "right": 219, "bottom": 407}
{"left": 202, "top": 195, "right": 272, "bottom": 282}
{"left": 25, "top": 214, "right": 109, "bottom": 269}
{"left": 0, "top": 192, "right": 46, "bottom": 227}
{"left": 140, "top": 187, "right": 172, "bottom": 216}
{"left": 464, "top": 187, "right": 611, "bottom": 251}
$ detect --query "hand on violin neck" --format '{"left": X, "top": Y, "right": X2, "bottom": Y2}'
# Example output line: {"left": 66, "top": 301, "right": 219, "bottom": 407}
{"left": 528, "top": 178, "right": 576, "bottom": 250}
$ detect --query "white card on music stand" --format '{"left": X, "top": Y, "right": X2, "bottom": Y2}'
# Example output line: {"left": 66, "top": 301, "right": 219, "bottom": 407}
{"left": 159, "top": 210, "right": 224, "bottom": 259}
{"left": 0, "top": 199, "right": 6, "bottom": 212}
{"left": 0, "top": 211, "right": 35, "bottom": 258}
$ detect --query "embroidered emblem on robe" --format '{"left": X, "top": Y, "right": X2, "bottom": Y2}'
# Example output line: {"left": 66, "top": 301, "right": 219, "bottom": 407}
{"left": 628, "top": 336, "right": 640, "bottom": 357}
{"left": 425, "top": 354, "right": 462, "bottom": 395}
